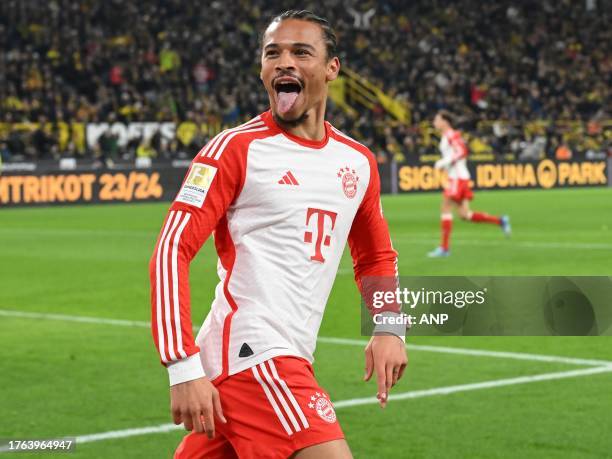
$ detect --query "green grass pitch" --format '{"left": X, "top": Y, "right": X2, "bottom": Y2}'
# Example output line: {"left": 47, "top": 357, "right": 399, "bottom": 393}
{"left": 1, "top": 187, "right": 611, "bottom": 458}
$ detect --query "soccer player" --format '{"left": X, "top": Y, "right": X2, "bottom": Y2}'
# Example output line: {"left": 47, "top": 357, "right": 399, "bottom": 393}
{"left": 149, "top": 10, "right": 408, "bottom": 459}
{"left": 428, "top": 110, "right": 511, "bottom": 258}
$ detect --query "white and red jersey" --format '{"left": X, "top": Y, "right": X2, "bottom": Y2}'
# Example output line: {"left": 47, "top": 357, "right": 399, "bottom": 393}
{"left": 439, "top": 129, "right": 470, "bottom": 180}
{"left": 150, "top": 110, "right": 400, "bottom": 386}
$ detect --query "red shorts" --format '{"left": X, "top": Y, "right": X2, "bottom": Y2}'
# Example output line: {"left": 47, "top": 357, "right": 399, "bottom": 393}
{"left": 174, "top": 356, "right": 344, "bottom": 459}
{"left": 444, "top": 178, "right": 473, "bottom": 203}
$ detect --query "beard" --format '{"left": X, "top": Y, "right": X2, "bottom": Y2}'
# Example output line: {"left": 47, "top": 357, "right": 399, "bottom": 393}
{"left": 272, "top": 108, "right": 309, "bottom": 128}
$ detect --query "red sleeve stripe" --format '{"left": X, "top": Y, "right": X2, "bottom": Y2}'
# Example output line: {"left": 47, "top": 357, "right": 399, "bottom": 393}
{"left": 155, "top": 210, "right": 191, "bottom": 363}
{"left": 199, "top": 116, "right": 263, "bottom": 158}
{"left": 170, "top": 211, "right": 192, "bottom": 361}
{"left": 161, "top": 211, "right": 183, "bottom": 362}
{"left": 154, "top": 210, "right": 178, "bottom": 363}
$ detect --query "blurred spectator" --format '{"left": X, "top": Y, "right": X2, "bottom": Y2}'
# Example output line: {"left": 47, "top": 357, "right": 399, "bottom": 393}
{"left": 136, "top": 138, "right": 157, "bottom": 159}
{"left": 0, "top": 0, "right": 608, "bottom": 162}
{"left": 97, "top": 130, "right": 119, "bottom": 163}
{"left": 555, "top": 143, "right": 572, "bottom": 160}
{"left": 0, "top": 141, "right": 11, "bottom": 162}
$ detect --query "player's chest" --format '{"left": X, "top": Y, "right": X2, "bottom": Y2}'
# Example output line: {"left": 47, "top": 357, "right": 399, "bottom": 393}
{"left": 237, "top": 140, "right": 370, "bottom": 216}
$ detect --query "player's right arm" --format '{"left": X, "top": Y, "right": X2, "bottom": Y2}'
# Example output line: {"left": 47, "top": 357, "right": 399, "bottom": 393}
{"left": 149, "top": 135, "right": 246, "bottom": 436}
{"left": 347, "top": 148, "right": 408, "bottom": 407}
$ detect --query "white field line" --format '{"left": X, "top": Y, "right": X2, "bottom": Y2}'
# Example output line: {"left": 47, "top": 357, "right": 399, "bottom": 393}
{"left": 2, "top": 226, "right": 610, "bottom": 250}
{"left": 2, "top": 309, "right": 611, "bottom": 367}
{"left": 2, "top": 369, "right": 612, "bottom": 450}
{"left": 0, "top": 227, "right": 154, "bottom": 238}
{"left": 392, "top": 236, "right": 612, "bottom": 251}
{"left": 0, "top": 309, "right": 151, "bottom": 328}
{"left": 21, "top": 364, "right": 609, "bottom": 447}
{"left": 75, "top": 424, "right": 182, "bottom": 444}
{"left": 334, "top": 237, "right": 612, "bottom": 274}
{"left": 317, "top": 336, "right": 612, "bottom": 367}
{"left": 334, "top": 365, "right": 612, "bottom": 409}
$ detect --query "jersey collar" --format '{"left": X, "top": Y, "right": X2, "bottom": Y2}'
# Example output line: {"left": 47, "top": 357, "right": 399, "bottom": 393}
{"left": 262, "top": 110, "right": 330, "bottom": 149}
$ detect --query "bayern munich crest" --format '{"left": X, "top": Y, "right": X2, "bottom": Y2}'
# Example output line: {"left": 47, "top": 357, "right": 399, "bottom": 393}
{"left": 307, "top": 392, "right": 337, "bottom": 423}
{"left": 337, "top": 167, "right": 359, "bottom": 199}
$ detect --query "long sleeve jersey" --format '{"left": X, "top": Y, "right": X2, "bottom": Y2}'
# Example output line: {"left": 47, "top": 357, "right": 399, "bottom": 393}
{"left": 150, "top": 110, "right": 401, "bottom": 386}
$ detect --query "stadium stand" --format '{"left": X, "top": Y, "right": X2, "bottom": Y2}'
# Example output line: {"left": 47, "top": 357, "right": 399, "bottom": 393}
{"left": 0, "top": 0, "right": 609, "bottom": 165}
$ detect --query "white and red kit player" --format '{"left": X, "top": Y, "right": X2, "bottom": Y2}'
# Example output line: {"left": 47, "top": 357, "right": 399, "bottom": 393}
{"left": 149, "top": 11, "right": 408, "bottom": 459}
{"left": 428, "top": 110, "right": 511, "bottom": 258}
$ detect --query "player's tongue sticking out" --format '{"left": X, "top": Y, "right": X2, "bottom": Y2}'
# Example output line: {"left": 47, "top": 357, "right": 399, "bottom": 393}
{"left": 276, "top": 81, "right": 301, "bottom": 116}
{"left": 277, "top": 91, "right": 299, "bottom": 115}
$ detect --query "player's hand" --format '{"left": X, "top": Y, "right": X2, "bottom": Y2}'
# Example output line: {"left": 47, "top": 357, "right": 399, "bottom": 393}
{"left": 170, "top": 377, "right": 227, "bottom": 438}
{"left": 363, "top": 334, "right": 408, "bottom": 408}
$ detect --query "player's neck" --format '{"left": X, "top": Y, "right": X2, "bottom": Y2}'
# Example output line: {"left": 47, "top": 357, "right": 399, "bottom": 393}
{"left": 274, "top": 103, "right": 327, "bottom": 142}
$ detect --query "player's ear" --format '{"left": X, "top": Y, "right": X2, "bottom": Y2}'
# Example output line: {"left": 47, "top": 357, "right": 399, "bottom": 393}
{"left": 326, "top": 57, "right": 340, "bottom": 82}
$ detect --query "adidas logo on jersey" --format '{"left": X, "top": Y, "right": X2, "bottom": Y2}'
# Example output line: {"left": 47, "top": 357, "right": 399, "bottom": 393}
{"left": 278, "top": 171, "right": 299, "bottom": 185}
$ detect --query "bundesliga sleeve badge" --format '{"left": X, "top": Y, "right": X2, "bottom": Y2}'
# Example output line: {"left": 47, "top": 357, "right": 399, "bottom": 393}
{"left": 175, "top": 163, "right": 218, "bottom": 207}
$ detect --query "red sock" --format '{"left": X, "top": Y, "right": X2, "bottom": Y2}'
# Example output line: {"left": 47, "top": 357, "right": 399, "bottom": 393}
{"left": 470, "top": 212, "right": 501, "bottom": 225}
{"left": 441, "top": 216, "right": 452, "bottom": 251}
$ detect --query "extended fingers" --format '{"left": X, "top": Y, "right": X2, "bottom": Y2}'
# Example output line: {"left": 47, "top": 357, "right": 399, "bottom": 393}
{"left": 192, "top": 411, "right": 205, "bottom": 433}
{"left": 213, "top": 391, "right": 227, "bottom": 424}
{"left": 397, "top": 363, "right": 407, "bottom": 382}
{"left": 376, "top": 361, "right": 387, "bottom": 407}
{"left": 201, "top": 403, "right": 215, "bottom": 438}
{"left": 182, "top": 410, "right": 194, "bottom": 431}
{"left": 172, "top": 407, "right": 182, "bottom": 426}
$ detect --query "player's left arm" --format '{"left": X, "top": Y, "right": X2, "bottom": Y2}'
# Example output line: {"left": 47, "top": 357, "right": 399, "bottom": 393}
{"left": 347, "top": 152, "right": 408, "bottom": 408}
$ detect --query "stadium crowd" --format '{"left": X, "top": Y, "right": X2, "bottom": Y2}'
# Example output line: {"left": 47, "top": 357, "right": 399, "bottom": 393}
{"left": 0, "top": 0, "right": 609, "bottom": 163}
